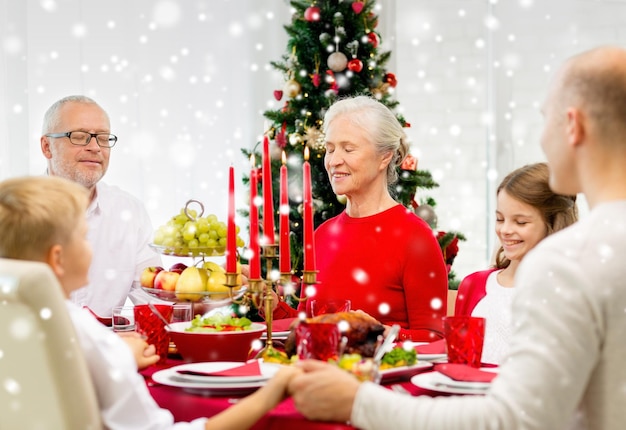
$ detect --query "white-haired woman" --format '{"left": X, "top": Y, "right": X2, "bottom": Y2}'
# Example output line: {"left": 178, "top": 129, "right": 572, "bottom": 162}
{"left": 273, "top": 96, "right": 448, "bottom": 342}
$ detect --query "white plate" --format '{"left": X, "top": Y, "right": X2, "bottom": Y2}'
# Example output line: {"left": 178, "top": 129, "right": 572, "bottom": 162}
{"left": 168, "top": 361, "right": 277, "bottom": 383}
{"left": 417, "top": 353, "right": 448, "bottom": 361}
{"left": 152, "top": 361, "right": 282, "bottom": 393}
{"left": 402, "top": 342, "right": 447, "bottom": 362}
{"left": 410, "top": 371, "right": 492, "bottom": 395}
{"left": 379, "top": 361, "right": 433, "bottom": 383}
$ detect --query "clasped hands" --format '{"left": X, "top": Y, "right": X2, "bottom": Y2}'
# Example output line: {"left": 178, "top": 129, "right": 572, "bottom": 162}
{"left": 268, "top": 359, "right": 362, "bottom": 423}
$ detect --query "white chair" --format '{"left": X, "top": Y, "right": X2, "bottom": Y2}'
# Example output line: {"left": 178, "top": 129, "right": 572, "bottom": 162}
{"left": 0, "top": 258, "right": 102, "bottom": 429}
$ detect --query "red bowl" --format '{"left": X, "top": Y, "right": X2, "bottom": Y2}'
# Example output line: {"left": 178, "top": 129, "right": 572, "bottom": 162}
{"left": 168, "top": 321, "right": 266, "bottom": 362}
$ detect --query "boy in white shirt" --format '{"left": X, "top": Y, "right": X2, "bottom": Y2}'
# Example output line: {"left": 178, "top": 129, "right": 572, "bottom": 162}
{"left": 0, "top": 175, "right": 298, "bottom": 430}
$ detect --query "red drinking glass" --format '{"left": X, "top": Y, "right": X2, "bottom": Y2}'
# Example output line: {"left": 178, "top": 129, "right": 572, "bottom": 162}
{"left": 295, "top": 321, "right": 340, "bottom": 362}
{"left": 134, "top": 304, "right": 174, "bottom": 364}
{"left": 443, "top": 316, "right": 486, "bottom": 368}
{"left": 309, "top": 299, "right": 351, "bottom": 317}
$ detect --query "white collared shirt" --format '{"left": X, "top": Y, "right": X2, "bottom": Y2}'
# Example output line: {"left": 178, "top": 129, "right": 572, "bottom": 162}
{"left": 66, "top": 302, "right": 207, "bottom": 429}
{"left": 70, "top": 182, "right": 163, "bottom": 317}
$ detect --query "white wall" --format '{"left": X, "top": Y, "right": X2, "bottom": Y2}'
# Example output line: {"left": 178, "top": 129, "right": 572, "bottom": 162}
{"left": 391, "top": 0, "right": 625, "bottom": 277}
{"left": 1, "top": 0, "right": 625, "bottom": 280}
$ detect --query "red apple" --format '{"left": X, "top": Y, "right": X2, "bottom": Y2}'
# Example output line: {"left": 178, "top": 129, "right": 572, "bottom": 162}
{"left": 140, "top": 266, "right": 164, "bottom": 288}
{"left": 169, "top": 262, "right": 188, "bottom": 274}
{"left": 154, "top": 270, "right": 180, "bottom": 291}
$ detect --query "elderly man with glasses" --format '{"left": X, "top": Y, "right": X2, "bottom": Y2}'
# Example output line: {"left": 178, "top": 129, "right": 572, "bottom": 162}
{"left": 40, "top": 95, "right": 163, "bottom": 319}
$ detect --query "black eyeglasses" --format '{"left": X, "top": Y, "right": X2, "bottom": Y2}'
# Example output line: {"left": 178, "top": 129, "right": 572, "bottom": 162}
{"left": 45, "top": 131, "right": 118, "bottom": 148}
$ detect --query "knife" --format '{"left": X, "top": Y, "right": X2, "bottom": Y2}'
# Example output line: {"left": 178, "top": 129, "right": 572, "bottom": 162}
{"left": 373, "top": 324, "right": 400, "bottom": 364}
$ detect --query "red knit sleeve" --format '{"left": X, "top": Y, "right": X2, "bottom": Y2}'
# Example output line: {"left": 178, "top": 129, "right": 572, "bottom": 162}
{"left": 454, "top": 269, "right": 496, "bottom": 316}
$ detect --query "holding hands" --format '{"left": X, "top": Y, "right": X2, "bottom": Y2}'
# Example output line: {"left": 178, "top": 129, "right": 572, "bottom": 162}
{"left": 205, "top": 365, "right": 303, "bottom": 430}
{"left": 289, "top": 360, "right": 360, "bottom": 422}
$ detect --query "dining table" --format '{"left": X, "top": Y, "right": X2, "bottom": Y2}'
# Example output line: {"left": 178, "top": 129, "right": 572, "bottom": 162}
{"left": 142, "top": 356, "right": 457, "bottom": 430}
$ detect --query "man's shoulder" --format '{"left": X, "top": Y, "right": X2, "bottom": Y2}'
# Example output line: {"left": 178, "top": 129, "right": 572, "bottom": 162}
{"left": 525, "top": 201, "right": 626, "bottom": 269}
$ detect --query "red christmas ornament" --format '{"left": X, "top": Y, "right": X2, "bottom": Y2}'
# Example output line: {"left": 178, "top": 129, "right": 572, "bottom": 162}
{"left": 437, "top": 231, "right": 460, "bottom": 265}
{"left": 273, "top": 90, "right": 283, "bottom": 101}
{"left": 351, "top": 1, "right": 364, "bottom": 14}
{"left": 254, "top": 167, "right": 263, "bottom": 182}
{"left": 275, "top": 122, "right": 287, "bottom": 148}
{"left": 367, "top": 32, "right": 379, "bottom": 48}
{"left": 384, "top": 72, "right": 397, "bottom": 88}
{"left": 311, "top": 73, "right": 321, "bottom": 87}
{"left": 325, "top": 70, "right": 338, "bottom": 93}
{"left": 304, "top": 6, "right": 321, "bottom": 22}
{"left": 347, "top": 58, "right": 363, "bottom": 73}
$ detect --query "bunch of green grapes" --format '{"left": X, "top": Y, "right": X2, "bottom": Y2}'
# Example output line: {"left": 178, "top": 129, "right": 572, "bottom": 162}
{"left": 153, "top": 207, "right": 245, "bottom": 255}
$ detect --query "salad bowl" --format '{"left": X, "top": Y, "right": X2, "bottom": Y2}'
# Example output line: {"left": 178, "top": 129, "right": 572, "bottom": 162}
{"left": 168, "top": 316, "right": 266, "bottom": 362}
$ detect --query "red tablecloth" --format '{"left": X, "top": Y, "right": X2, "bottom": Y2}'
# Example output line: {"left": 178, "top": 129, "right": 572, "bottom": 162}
{"left": 143, "top": 358, "right": 444, "bottom": 430}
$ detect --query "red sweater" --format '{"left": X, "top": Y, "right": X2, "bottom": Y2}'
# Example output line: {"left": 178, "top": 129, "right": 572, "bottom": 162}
{"left": 454, "top": 268, "right": 499, "bottom": 316}
{"left": 274, "top": 205, "right": 448, "bottom": 342}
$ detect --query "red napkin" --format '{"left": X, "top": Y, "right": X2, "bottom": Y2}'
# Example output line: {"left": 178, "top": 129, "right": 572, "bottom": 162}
{"left": 177, "top": 361, "right": 262, "bottom": 377}
{"left": 270, "top": 317, "right": 298, "bottom": 332}
{"left": 415, "top": 339, "right": 447, "bottom": 354}
{"left": 434, "top": 363, "right": 497, "bottom": 383}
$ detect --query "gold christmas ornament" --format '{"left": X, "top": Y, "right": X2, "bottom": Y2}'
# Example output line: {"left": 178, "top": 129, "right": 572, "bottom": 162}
{"left": 284, "top": 79, "right": 302, "bottom": 98}
{"left": 371, "top": 82, "right": 391, "bottom": 99}
{"left": 303, "top": 126, "right": 323, "bottom": 148}
{"left": 289, "top": 133, "right": 303, "bottom": 146}
{"left": 336, "top": 194, "right": 347, "bottom": 205}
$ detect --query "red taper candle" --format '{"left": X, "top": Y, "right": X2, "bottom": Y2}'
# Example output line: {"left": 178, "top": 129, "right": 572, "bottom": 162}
{"left": 279, "top": 151, "right": 291, "bottom": 273}
{"left": 249, "top": 155, "right": 261, "bottom": 279}
{"left": 302, "top": 146, "right": 316, "bottom": 272}
{"left": 226, "top": 165, "right": 237, "bottom": 273}
{"left": 262, "top": 135, "right": 276, "bottom": 245}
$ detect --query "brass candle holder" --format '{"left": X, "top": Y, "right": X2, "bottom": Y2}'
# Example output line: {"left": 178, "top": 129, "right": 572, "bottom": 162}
{"left": 261, "top": 243, "right": 279, "bottom": 259}
{"left": 222, "top": 244, "right": 281, "bottom": 359}
{"left": 223, "top": 272, "right": 240, "bottom": 290}
{"left": 254, "top": 244, "right": 280, "bottom": 358}
{"left": 301, "top": 270, "right": 317, "bottom": 286}
{"left": 301, "top": 270, "right": 317, "bottom": 300}
{"left": 223, "top": 244, "right": 313, "bottom": 359}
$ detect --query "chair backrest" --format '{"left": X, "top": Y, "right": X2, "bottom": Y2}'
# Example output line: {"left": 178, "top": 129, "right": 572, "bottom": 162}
{"left": 0, "top": 258, "right": 102, "bottom": 430}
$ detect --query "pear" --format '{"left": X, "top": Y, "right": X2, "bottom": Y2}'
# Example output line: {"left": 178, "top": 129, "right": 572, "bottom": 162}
{"left": 175, "top": 266, "right": 209, "bottom": 301}
{"left": 202, "top": 261, "right": 225, "bottom": 274}
{"left": 206, "top": 270, "right": 231, "bottom": 300}
{"left": 202, "top": 261, "right": 243, "bottom": 299}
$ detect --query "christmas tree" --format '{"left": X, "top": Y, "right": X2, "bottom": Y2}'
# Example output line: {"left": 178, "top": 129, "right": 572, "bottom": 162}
{"left": 243, "top": 0, "right": 464, "bottom": 288}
